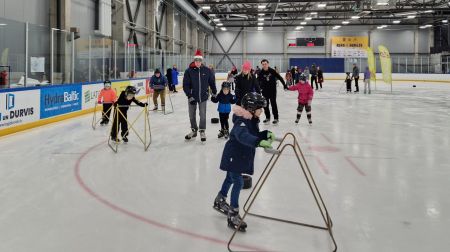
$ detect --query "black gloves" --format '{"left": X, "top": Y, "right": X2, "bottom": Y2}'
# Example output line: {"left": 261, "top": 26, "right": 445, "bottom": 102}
{"left": 188, "top": 97, "right": 196, "bottom": 105}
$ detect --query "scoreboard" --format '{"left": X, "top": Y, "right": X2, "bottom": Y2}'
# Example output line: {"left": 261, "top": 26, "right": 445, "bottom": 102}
{"left": 288, "top": 37, "right": 325, "bottom": 47}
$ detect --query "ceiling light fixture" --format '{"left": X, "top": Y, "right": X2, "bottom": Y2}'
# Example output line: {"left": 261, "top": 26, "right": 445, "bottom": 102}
{"left": 217, "top": 23, "right": 223, "bottom": 26}
{"left": 258, "top": 18, "right": 264, "bottom": 21}
{"left": 300, "top": 21, "right": 307, "bottom": 25}
{"left": 258, "top": 5, "right": 266, "bottom": 9}
{"left": 332, "top": 25, "right": 341, "bottom": 30}
{"left": 295, "top": 26, "right": 304, "bottom": 30}
{"left": 393, "top": 20, "right": 401, "bottom": 24}
{"left": 317, "top": 3, "right": 326, "bottom": 8}
{"left": 213, "top": 18, "right": 220, "bottom": 22}
{"left": 258, "top": 27, "right": 263, "bottom": 31}
{"left": 258, "top": 13, "right": 265, "bottom": 16}
{"left": 311, "top": 12, "right": 318, "bottom": 15}
{"left": 342, "top": 21, "right": 349, "bottom": 25}
{"left": 351, "top": 16, "right": 360, "bottom": 19}
{"left": 442, "top": 20, "right": 448, "bottom": 23}
{"left": 305, "top": 17, "right": 312, "bottom": 20}
{"left": 221, "top": 27, "right": 227, "bottom": 31}
{"left": 407, "top": 15, "right": 416, "bottom": 19}
{"left": 202, "top": 6, "right": 210, "bottom": 10}
{"left": 258, "top": 22, "right": 264, "bottom": 26}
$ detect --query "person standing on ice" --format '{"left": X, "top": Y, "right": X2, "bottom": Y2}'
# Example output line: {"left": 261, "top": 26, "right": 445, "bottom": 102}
{"left": 234, "top": 60, "right": 260, "bottom": 106}
{"left": 171, "top": 65, "right": 179, "bottom": 93}
{"left": 258, "top": 59, "right": 287, "bottom": 125}
{"left": 352, "top": 63, "right": 360, "bottom": 93}
{"left": 183, "top": 49, "right": 217, "bottom": 142}
{"left": 363, "top": 66, "right": 371, "bottom": 94}
{"left": 213, "top": 92, "right": 276, "bottom": 232}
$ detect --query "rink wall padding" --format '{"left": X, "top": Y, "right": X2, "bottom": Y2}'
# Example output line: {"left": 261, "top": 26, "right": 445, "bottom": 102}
{"left": 0, "top": 78, "right": 151, "bottom": 137}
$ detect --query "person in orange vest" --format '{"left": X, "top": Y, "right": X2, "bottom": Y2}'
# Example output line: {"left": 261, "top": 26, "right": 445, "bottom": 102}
{"left": 97, "top": 80, "right": 117, "bottom": 125}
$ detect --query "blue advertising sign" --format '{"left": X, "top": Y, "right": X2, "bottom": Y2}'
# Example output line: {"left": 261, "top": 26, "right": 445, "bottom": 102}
{"left": 40, "top": 85, "right": 82, "bottom": 119}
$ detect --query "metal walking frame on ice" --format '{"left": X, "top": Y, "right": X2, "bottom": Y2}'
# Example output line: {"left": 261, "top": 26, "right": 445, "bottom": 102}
{"left": 147, "top": 88, "right": 175, "bottom": 115}
{"left": 228, "top": 132, "right": 337, "bottom": 252}
{"left": 91, "top": 103, "right": 113, "bottom": 130}
{"left": 107, "top": 104, "right": 152, "bottom": 153}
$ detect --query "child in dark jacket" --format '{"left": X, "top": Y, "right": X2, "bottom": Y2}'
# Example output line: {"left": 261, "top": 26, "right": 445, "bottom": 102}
{"left": 211, "top": 82, "right": 236, "bottom": 139}
{"left": 110, "top": 86, "right": 148, "bottom": 142}
{"left": 345, "top": 72, "right": 352, "bottom": 93}
{"left": 288, "top": 74, "right": 314, "bottom": 124}
{"left": 213, "top": 92, "right": 276, "bottom": 231}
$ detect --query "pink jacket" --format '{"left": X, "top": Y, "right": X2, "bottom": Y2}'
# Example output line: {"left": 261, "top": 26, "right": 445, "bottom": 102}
{"left": 288, "top": 81, "right": 314, "bottom": 104}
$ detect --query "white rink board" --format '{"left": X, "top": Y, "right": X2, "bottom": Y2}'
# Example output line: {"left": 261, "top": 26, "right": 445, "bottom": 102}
{"left": 82, "top": 83, "right": 104, "bottom": 110}
{"left": 0, "top": 89, "right": 40, "bottom": 129}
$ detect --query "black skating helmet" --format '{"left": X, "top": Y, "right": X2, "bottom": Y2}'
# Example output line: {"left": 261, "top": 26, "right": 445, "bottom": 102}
{"left": 241, "top": 92, "right": 267, "bottom": 112}
{"left": 125, "top": 86, "right": 137, "bottom": 96}
{"left": 299, "top": 73, "right": 307, "bottom": 82}
{"left": 221, "top": 81, "right": 232, "bottom": 89}
{"left": 104, "top": 80, "right": 112, "bottom": 87}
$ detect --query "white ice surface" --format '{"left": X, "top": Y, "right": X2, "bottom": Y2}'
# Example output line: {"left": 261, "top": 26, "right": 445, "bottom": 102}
{"left": 0, "top": 80, "right": 449, "bottom": 252}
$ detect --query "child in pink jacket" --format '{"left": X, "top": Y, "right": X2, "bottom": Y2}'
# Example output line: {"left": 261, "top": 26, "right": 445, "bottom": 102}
{"left": 288, "top": 73, "right": 314, "bottom": 125}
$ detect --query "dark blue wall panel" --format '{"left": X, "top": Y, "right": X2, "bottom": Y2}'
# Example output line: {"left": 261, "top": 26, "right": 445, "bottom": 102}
{"left": 289, "top": 58, "right": 345, "bottom": 73}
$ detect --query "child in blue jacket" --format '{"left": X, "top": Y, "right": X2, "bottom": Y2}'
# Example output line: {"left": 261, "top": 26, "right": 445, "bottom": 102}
{"left": 211, "top": 82, "right": 236, "bottom": 139}
{"left": 213, "top": 92, "right": 276, "bottom": 231}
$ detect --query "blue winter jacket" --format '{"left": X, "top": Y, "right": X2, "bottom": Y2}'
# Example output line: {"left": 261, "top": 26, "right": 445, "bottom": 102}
{"left": 183, "top": 62, "right": 217, "bottom": 102}
{"left": 220, "top": 106, "right": 269, "bottom": 175}
{"left": 172, "top": 68, "right": 179, "bottom": 85}
{"left": 150, "top": 75, "right": 168, "bottom": 90}
{"left": 211, "top": 91, "right": 236, "bottom": 113}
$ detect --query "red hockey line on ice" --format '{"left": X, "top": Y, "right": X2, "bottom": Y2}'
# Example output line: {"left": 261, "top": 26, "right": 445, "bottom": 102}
{"left": 74, "top": 142, "right": 267, "bottom": 251}
{"left": 344, "top": 156, "right": 366, "bottom": 176}
{"left": 320, "top": 133, "right": 334, "bottom": 144}
{"left": 314, "top": 156, "right": 330, "bottom": 175}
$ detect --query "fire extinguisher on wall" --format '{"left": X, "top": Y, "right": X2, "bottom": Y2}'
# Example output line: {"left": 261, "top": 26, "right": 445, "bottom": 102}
{"left": 0, "top": 69, "right": 8, "bottom": 87}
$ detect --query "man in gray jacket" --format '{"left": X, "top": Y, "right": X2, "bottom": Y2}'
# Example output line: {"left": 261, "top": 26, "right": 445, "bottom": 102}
{"left": 352, "top": 63, "right": 360, "bottom": 93}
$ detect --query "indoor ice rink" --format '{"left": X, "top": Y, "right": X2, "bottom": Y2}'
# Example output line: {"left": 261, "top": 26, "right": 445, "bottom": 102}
{"left": 1, "top": 1, "right": 450, "bottom": 252}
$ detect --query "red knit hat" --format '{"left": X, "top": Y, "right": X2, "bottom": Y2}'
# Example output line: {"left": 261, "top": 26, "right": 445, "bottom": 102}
{"left": 194, "top": 49, "right": 203, "bottom": 60}
{"left": 242, "top": 60, "right": 252, "bottom": 71}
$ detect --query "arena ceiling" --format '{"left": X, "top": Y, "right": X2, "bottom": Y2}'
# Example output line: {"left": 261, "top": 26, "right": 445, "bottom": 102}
{"left": 192, "top": 0, "right": 450, "bottom": 28}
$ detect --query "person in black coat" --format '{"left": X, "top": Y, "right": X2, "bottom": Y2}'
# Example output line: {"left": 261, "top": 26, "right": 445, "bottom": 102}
{"left": 213, "top": 92, "right": 275, "bottom": 231}
{"left": 110, "top": 86, "right": 148, "bottom": 142}
{"left": 257, "top": 59, "right": 287, "bottom": 125}
{"left": 234, "top": 61, "right": 261, "bottom": 106}
{"left": 166, "top": 68, "right": 173, "bottom": 92}
{"left": 183, "top": 49, "right": 217, "bottom": 141}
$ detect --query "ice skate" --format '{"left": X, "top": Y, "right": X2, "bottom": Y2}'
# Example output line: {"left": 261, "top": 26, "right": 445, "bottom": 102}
{"left": 111, "top": 136, "right": 120, "bottom": 143}
{"left": 295, "top": 119, "right": 299, "bottom": 124}
{"left": 272, "top": 119, "right": 279, "bottom": 125}
{"left": 213, "top": 194, "right": 230, "bottom": 215}
{"left": 199, "top": 130, "right": 206, "bottom": 142}
{"left": 185, "top": 129, "right": 197, "bottom": 140}
{"left": 263, "top": 118, "right": 270, "bottom": 124}
{"left": 228, "top": 208, "right": 247, "bottom": 232}
{"left": 224, "top": 129, "right": 229, "bottom": 139}
{"left": 122, "top": 136, "right": 129, "bottom": 143}
{"left": 308, "top": 120, "right": 312, "bottom": 125}
{"left": 218, "top": 130, "right": 225, "bottom": 138}
{"left": 152, "top": 105, "right": 158, "bottom": 111}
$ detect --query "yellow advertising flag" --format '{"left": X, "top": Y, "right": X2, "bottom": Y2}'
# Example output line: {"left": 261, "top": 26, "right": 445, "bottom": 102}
{"left": 378, "top": 45, "right": 392, "bottom": 84}
{"left": 366, "top": 47, "right": 377, "bottom": 81}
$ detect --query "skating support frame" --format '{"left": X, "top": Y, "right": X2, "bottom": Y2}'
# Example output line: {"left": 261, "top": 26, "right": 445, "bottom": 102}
{"left": 107, "top": 105, "right": 152, "bottom": 153}
{"left": 91, "top": 103, "right": 113, "bottom": 130}
{"left": 147, "top": 88, "right": 174, "bottom": 115}
{"left": 227, "top": 133, "right": 337, "bottom": 252}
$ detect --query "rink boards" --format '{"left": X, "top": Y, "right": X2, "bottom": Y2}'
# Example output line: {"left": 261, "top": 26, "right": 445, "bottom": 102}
{"left": 0, "top": 78, "right": 150, "bottom": 137}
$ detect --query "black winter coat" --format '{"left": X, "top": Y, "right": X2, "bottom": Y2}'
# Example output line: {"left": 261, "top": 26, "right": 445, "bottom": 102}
{"left": 114, "top": 91, "right": 146, "bottom": 112}
{"left": 234, "top": 73, "right": 261, "bottom": 106}
{"left": 183, "top": 62, "right": 217, "bottom": 102}
{"left": 257, "top": 67, "right": 286, "bottom": 96}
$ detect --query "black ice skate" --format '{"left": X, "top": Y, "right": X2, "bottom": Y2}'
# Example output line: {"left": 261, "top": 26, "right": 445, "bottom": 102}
{"left": 152, "top": 106, "right": 158, "bottom": 111}
{"left": 185, "top": 129, "right": 197, "bottom": 140}
{"left": 228, "top": 208, "right": 247, "bottom": 232}
{"left": 224, "top": 129, "right": 229, "bottom": 139}
{"left": 213, "top": 194, "right": 230, "bottom": 215}
{"left": 263, "top": 118, "right": 270, "bottom": 124}
{"left": 272, "top": 119, "right": 279, "bottom": 125}
{"left": 295, "top": 119, "right": 299, "bottom": 124}
{"left": 308, "top": 120, "right": 312, "bottom": 125}
{"left": 199, "top": 130, "right": 206, "bottom": 142}
{"left": 122, "top": 136, "right": 129, "bottom": 143}
{"left": 218, "top": 130, "right": 225, "bottom": 138}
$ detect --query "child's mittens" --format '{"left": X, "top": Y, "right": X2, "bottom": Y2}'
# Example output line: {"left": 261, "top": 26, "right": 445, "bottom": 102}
{"left": 267, "top": 131, "right": 276, "bottom": 142}
{"left": 258, "top": 140, "right": 273, "bottom": 149}
{"left": 211, "top": 95, "right": 218, "bottom": 103}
